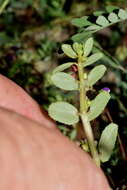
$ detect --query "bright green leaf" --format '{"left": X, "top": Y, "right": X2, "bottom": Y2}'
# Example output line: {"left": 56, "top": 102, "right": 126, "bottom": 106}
{"left": 85, "top": 25, "right": 101, "bottom": 31}
{"left": 51, "top": 72, "right": 78, "bottom": 91}
{"left": 69, "top": 128, "right": 77, "bottom": 140}
{"left": 87, "top": 91, "right": 111, "bottom": 121}
{"left": 106, "top": 5, "right": 119, "bottom": 13}
{"left": 96, "top": 16, "right": 109, "bottom": 26}
{"left": 83, "top": 37, "right": 94, "bottom": 57}
{"left": 53, "top": 62, "right": 75, "bottom": 73}
{"left": 71, "top": 16, "right": 91, "bottom": 27}
{"left": 71, "top": 31, "right": 92, "bottom": 42}
{"left": 118, "top": 9, "right": 127, "bottom": 20}
{"left": 108, "top": 13, "right": 119, "bottom": 23}
{"left": 62, "top": 44, "right": 77, "bottom": 58}
{"left": 99, "top": 123, "right": 118, "bottom": 162}
{"left": 83, "top": 53, "right": 103, "bottom": 67}
{"left": 88, "top": 65, "right": 107, "bottom": 86}
{"left": 48, "top": 102, "right": 79, "bottom": 125}
{"left": 72, "top": 43, "right": 83, "bottom": 55}
{"left": 93, "top": 11, "right": 105, "bottom": 16}
{"left": 72, "top": 42, "right": 79, "bottom": 53}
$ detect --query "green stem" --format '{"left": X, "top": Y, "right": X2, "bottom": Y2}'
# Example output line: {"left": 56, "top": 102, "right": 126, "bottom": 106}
{"left": 81, "top": 114, "right": 100, "bottom": 166}
{"left": 78, "top": 59, "right": 87, "bottom": 113}
{"left": 77, "top": 57, "right": 100, "bottom": 167}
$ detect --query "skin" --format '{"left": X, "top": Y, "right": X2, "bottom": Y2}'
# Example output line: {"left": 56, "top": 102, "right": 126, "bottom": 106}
{"left": 0, "top": 74, "right": 110, "bottom": 189}
{"left": 0, "top": 74, "right": 56, "bottom": 129}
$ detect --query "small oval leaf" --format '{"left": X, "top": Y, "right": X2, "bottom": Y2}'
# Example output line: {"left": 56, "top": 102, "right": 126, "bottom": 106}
{"left": 85, "top": 25, "right": 101, "bottom": 31}
{"left": 83, "top": 37, "right": 94, "bottom": 57}
{"left": 108, "top": 13, "right": 119, "bottom": 23}
{"left": 73, "top": 42, "right": 83, "bottom": 54}
{"left": 51, "top": 72, "right": 78, "bottom": 91}
{"left": 69, "top": 128, "right": 77, "bottom": 140}
{"left": 88, "top": 65, "right": 107, "bottom": 86}
{"left": 53, "top": 62, "right": 75, "bottom": 73}
{"left": 84, "top": 53, "right": 103, "bottom": 67}
{"left": 106, "top": 5, "right": 119, "bottom": 13}
{"left": 62, "top": 44, "right": 77, "bottom": 58}
{"left": 72, "top": 42, "right": 79, "bottom": 53}
{"left": 118, "top": 9, "right": 127, "bottom": 20}
{"left": 71, "top": 31, "right": 92, "bottom": 42}
{"left": 99, "top": 123, "right": 118, "bottom": 162}
{"left": 87, "top": 91, "right": 110, "bottom": 121}
{"left": 48, "top": 102, "right": 79, "bottom": 125}
{"left": 96, "top": 16, "right": 109, "bottom": 26}
{"left": 71, "top": 16, "right": 91, "bottom": 27}
{"left": 93, "top": 11, "right": 105, "bottom": 16}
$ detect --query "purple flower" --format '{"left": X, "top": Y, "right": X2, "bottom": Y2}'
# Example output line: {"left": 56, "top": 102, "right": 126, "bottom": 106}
{"left": 102, "top": 87, "right": 110, "bottom": 92}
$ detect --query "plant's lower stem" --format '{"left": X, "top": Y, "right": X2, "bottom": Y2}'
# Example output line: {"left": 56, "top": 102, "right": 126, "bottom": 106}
{"left": 81, "top": 114, "right": 100, "bottom": 166}
{"left": 77, "top": 58, "right": 100, "bottom": 167}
